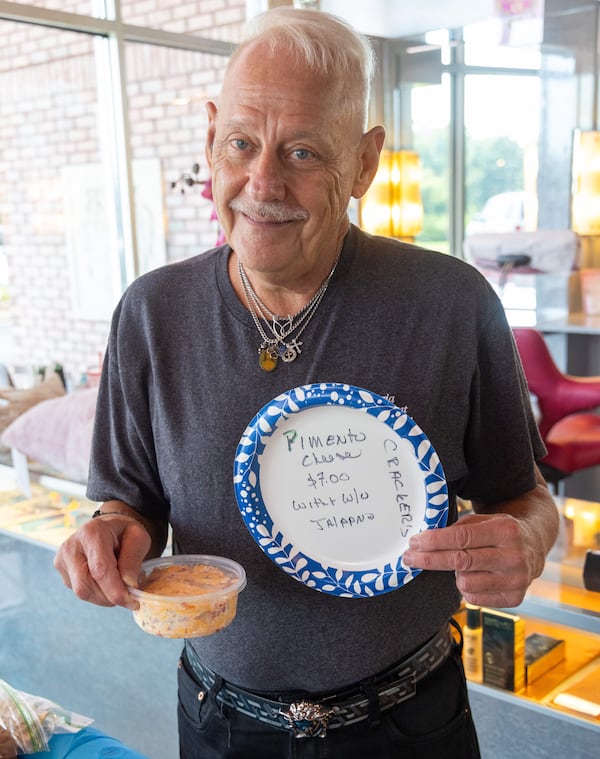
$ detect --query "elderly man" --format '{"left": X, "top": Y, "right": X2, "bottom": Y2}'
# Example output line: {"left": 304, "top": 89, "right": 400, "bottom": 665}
{"left": 55, "top": 7, "right": 558, "bottom": 758}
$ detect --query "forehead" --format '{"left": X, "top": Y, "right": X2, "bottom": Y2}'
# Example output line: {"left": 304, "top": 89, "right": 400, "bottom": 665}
{"left": 227, "top": 38, "right": 324, "bottom": 87}
{"left": 218, "top": 40, "right": 343, "bottom": 126}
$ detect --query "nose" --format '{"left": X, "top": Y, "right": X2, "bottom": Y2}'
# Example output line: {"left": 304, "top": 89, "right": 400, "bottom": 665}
{"left": 245, "top": 148, "right": 286, "bottom": 202}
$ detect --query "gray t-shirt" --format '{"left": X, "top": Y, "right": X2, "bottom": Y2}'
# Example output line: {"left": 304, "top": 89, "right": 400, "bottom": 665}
{"left": 87, "top": 224, "right": 545, "bottom": 692}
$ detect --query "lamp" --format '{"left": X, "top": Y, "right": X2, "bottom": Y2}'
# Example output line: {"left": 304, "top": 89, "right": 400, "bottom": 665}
{"left": 360, "top": 149, "right": 423, "bottom": 241}
{"left": 571, "top": 129, "right": 600, "bottom": 235}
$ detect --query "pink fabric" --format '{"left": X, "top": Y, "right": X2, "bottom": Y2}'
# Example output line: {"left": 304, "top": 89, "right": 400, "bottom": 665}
{"left": 1, "top": 387, "right": 98, "bottom": 483}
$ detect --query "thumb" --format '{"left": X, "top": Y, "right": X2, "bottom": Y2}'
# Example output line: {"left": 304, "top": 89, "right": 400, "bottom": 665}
{"left": 117, "top": 523, "right": 152, "bottom": 587}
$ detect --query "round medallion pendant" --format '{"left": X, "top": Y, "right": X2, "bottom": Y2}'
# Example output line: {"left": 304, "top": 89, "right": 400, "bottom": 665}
{"left": 259, "top": 348, "right": 278, "bottom": 372}
{"left": 281, "top": 346, "right": 297, "bottom": 363}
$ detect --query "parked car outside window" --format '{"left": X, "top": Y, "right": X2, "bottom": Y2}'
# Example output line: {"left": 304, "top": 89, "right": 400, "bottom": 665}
{"left": 465, "top": 191, "right": 525, "bottom": 236}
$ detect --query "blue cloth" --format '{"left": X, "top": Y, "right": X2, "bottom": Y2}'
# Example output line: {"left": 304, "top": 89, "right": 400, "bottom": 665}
{"left": 22, "top": 727, "right": 149, "bottom": 758}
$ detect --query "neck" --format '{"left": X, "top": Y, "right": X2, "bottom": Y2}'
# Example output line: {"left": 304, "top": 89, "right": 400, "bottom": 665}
{"left": 229, "top": 245, "right": 343, "bottom": 318}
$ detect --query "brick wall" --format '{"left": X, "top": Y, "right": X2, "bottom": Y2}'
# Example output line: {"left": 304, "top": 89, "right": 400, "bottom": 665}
{"left": 0, "top": 1, "right": 245, "bottom": 383}
{"left": 122, "top": 0, "right": 246, "bottom": 38}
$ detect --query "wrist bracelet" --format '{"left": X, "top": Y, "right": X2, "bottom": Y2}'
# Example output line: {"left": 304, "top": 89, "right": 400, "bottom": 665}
{"left": 92, "top": 509, "right": 137, "bottom": 519}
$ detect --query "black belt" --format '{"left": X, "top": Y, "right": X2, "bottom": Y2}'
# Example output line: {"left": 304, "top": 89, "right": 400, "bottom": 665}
{"left": 184, "top": 625, "right": 454, "bottom": 739}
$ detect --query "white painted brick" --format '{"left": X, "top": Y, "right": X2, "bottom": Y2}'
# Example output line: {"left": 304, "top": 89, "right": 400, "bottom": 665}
{"left": 1, "top": 1, "right": 241, "bottom": 372}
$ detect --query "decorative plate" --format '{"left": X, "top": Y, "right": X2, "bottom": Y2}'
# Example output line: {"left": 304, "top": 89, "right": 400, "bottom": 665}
{"left": 233, "top": 383, "right": 448, "bottom": 598}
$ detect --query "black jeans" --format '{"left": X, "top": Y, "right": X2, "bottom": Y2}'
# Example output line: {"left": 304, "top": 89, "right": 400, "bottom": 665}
{"left": 177, "top": 645, "right": 481, "bottom": 759}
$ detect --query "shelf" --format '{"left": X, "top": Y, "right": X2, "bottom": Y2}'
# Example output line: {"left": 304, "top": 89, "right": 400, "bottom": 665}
{"left": 521, "top": 496, "right": 599, "bottom": 632}
{"left": 520, "top": 618, "right": 599, "bottom": 713}
{"left": 461, "top": 611, "right": 600, "bottom": 730}
{"left": 0, "top": 464, "right": 96, "bottom": 549}
{"left": 460, "top": 494, "right": 600, "bottom": 737}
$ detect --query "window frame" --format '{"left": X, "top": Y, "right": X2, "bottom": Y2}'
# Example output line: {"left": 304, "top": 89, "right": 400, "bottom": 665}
{"left": 0, "top": 0, "right": 232, "bottom": 286}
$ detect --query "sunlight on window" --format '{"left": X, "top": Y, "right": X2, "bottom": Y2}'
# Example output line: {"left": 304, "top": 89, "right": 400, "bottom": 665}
{"left": 463, "top": 17, "right": 543, "bottom": 69}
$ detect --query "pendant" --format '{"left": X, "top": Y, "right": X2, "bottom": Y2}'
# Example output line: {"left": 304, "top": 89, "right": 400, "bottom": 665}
{"left": 259, "top": 347, "right": 278, "bottom": 372}
{"left": 272, "top": 315, "right": 293, "bottom": 340}
{"left": 281, "top": 345, "right": 298, "bottom": 364}
{"left": 280, "top": 338, "right": 303, "bottom": 363}
{"left": 280, "top": 346, "right": 297, "bottom": 363}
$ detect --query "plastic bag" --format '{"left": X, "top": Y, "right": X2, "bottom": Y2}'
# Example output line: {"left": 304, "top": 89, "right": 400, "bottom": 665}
{"left": 0, "top": 679, "right": 93, "bottom": 758}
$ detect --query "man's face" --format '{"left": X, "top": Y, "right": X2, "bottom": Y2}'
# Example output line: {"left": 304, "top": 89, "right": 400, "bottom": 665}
{"left": 206, "top": 41, "right": 370, "bottom": 280}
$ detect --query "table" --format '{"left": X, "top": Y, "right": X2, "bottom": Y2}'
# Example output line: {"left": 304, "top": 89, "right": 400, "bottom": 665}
{"left": 536, "top": 312, "right": 600, "bottom": 374}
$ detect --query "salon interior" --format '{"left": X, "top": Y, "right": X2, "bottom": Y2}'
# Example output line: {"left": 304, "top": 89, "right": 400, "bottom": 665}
{"left": 0, "top": 0, "right": 599, "bottom": 757}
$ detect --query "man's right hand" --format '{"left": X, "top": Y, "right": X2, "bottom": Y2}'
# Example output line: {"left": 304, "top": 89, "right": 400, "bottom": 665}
{"left": 54, "top": 513, "right": 152, "bottom": 609}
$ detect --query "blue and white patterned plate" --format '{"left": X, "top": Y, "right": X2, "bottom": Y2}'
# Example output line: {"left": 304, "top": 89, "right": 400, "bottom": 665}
{"left": 233, "top": 383, "right": 448, "bottom": 598}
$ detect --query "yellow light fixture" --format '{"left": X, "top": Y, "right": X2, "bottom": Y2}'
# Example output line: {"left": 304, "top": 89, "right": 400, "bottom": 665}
{"left": 571, "top": 129, "right": 600, "bottom": 235}
{"left": 360, "top": 149, "right": 423, "bottom": 241}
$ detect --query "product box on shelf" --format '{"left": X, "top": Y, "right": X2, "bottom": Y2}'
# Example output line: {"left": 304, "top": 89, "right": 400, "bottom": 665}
{"left": 482, "top": 608, "right": 526, "bottom": 692}
{"left": 525, "top": 633, "right": 566, "bottom": 684}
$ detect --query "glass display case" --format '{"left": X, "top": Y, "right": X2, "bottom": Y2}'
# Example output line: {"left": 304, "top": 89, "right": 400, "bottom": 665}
{"left": 463, "top": 496, "right": 600, "bottom": 756}
{"left": 1, "top": 466, "right": 598, "bottom": 756}
{"left": 0, "top": 465, "right": 180, "bottom": 758}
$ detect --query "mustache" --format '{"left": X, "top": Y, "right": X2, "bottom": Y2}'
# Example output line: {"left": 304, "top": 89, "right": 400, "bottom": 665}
{"left": 229, "top": 198, "right": 309, "bottom": 223}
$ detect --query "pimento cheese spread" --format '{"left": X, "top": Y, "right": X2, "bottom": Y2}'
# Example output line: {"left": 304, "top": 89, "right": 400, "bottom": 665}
{"left": 132, "top": 563, "right": 238, "bottom": 638}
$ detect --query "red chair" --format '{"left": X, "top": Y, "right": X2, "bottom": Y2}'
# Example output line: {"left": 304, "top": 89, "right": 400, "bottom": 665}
{"left": 513, "top": 327, "right": 600, "bottom": 489}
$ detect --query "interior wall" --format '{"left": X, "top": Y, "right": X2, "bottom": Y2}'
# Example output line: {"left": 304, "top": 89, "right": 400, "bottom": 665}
{"left": 537, "top": 0, "right": 600, "bottom": 234}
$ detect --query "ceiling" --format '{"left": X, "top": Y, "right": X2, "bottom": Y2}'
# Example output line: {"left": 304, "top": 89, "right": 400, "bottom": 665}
{"left": 317, "top": 0, "right": 497, "bottom": 39}
{"left": 247, "top": 1, "right": 546, "bottom": 40}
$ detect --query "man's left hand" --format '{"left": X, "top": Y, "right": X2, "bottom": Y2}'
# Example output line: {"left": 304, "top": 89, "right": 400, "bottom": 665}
{"left": 403, "top": 512, "right": 541, "bottom": 608}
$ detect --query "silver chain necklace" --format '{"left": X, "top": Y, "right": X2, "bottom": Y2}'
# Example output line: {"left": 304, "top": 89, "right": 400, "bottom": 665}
{"left": 238, "top": 250, "right": 341, "bottom": 372}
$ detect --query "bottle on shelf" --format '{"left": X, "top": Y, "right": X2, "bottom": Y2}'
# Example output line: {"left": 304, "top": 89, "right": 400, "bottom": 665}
{"left": 463, "top": 603, "right": 483, "bottom": 684}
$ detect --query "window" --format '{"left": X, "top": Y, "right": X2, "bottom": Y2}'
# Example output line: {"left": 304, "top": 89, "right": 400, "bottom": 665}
{"left": 0, "top": 2, "right": 234, "bottom": 380}
{"left": 393, "top": 10, "right": 550, "bottom": 256}
{"left": 0, "top": 20, "right": 119, "bottom": 370}
{"left": 464, "top": 74, "right": 540, "bottom": 236}
{"left": 0, "top": 1, "right": 598, "bottom": 377}
{"left": 5, "top": 0, "right": 107, "bottom": 18}
{"left": 411, "top": 75, "right": 451, "bottom": 253}
{"left": 120, "top": 0, "right": 245, "bottom": 42}
{"left": 124, "top": 41, "right": 228, "bottom": 263}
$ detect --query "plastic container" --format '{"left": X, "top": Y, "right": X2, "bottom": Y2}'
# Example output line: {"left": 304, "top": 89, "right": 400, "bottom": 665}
{"left": 127, "top": 555, "right": 246, "bottom": 638}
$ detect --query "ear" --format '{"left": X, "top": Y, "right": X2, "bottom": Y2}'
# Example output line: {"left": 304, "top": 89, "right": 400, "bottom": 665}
{"left": 205, "top": 100, "right": 218, "bottom": 169}
{"left": 351, "top": 126, "right": 386, "bottom": 199}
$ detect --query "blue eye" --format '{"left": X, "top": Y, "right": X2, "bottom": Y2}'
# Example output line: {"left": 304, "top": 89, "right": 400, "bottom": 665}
{"left": 233, "top": 138, "right": 249, "bottom": 150}
{"left": 291, "top": 148, "right": 313, "bottom": 161}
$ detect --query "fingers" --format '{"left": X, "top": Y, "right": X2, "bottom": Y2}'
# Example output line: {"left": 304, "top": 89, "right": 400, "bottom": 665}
{"left": 404, "top": 542, "right": 525, "bottom": 573}
{"left": 405, "top": 514, "right": 524, "bottom": 567}
{"left": 454, "top": 564, "right": 529, "bottom": 607}
{"left": 402, "top": 513, "right": 532, "bottom": 608}
{"left": 118, "top": 525, "right": 152, "bottom": 587}
{"left": 53, "top": 544, "right": 116, "bottom": 608}
{"left": 85, "top": 525, "right": 137, "bottom": 607}
{"left": 54, "top": 518, "right": 150, "bottom": 609}
{"left": 408, "top": 513, "right": 521, "bottom": 554}
{"left": 459, "top": 587, "right": 527, "bottom": 609}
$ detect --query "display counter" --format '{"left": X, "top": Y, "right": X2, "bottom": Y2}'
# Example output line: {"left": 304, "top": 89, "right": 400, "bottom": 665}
{"left": 535, "top": 311, "right": 600, "bottom": 378}
{"left": 0, "top": 466, "right": 180, "bottom": 758}
{"left": 465, "top": 496, "right": 600, "bottom": 757}
{"left": 537, "top": 312, "right": 600, "bottom": 335}
{"left": 2, "top": 468, "right": 599, "bottom": 757}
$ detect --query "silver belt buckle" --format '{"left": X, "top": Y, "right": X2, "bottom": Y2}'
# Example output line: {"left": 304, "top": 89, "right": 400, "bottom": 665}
{"left": 279, "top": 700, "right": 333, "bottom": 738}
